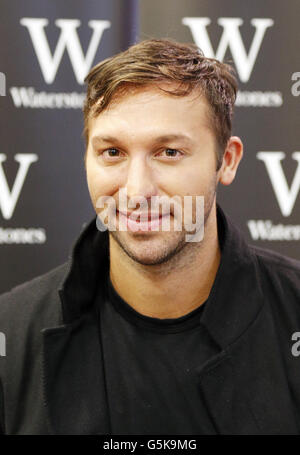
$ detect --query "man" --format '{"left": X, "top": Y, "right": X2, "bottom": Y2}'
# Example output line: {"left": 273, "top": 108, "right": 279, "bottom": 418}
{"left": 0, "top": 38, "right": 299, "bottom": 435}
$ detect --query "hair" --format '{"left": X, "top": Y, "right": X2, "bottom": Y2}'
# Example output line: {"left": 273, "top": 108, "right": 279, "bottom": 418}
{"left": 83, "top": 38, "right": 238, "bottom": 170}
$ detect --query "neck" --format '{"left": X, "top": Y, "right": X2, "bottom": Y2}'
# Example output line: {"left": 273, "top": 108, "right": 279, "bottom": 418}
{"left": 109, "top": 205, "right": 221, "bottom": 319}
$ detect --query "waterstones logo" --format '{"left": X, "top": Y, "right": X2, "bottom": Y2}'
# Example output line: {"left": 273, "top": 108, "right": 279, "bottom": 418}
{"left": 248, "top": 220, "right": 300, "bottom": 241}
{"left": 247, "top": 151, "right": 300, "bottom": 241}
{"left": 10, "top": 87, "right": 85, "bottom": 109}
{"left": 257, "top": 152, "right": 300, "bottom": 217}
{"left": 0, "top": 154, "right": 46, "bottom": 244}
{"left": 9, "top": 18, "right": 110, "bottom": 110}
{"left": 0, "top": 154, "right": 38, "bottom": 220}
{"left": 183, "top": 17, "right": 282, "bottom": 107}
{"left": 20, "top": 18, "right": 110, "bottom": 85}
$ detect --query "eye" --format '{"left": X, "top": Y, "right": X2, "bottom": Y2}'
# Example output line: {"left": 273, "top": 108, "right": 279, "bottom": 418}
{"left": 156, "top": 148, "right": 184, "bottom": 160}
{"left": 99, "top": 148, "right": 124, "bottom": 160}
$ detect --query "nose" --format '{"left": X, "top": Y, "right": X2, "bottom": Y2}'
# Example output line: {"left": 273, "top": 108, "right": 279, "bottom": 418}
{"left": 124, "top": 156, "right": 158, "bottom": 208}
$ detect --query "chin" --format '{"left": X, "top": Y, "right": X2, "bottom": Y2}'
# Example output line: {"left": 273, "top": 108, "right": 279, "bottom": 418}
{"left": 110, "top": 229, "right": 189, "bottom": 267}
{"left": 130, "top": 255, "right": 167, "bottom": 266}
{"left": 121, "top": 243, "right": 171, "bottom": 266}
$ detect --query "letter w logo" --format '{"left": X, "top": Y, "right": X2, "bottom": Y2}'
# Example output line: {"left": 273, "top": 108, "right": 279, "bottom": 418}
{"left": 20, "top": 18, "right": 111, "bottom": 84}
{"left": 257, "top": 152, "right": 300, "bottom": 217}
{"left": 182, "top": 17, "right": 274, "bottom": 83}
{"left": 0, "top": 154, "right": 38, "bottom": 220}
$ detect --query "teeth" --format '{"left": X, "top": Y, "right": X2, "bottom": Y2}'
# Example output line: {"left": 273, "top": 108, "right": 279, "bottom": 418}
{"left": 131, "top": 214, "right": 157, "bottom": 222}
{"left": 120, "top": 212, "right": 164, "bottom": 222}
{"left": 135, "top": 215, "right": 150, "bottom": 222}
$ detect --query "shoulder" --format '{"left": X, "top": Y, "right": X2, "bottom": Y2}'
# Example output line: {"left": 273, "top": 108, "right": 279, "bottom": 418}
{"left": 249, "top": 243, "right": 300, "bottom": 302}
{"left": 0, "top": 263, "right": 69, "bottom": 434}
{"left": 0, "top": 262, "right": 68, "bottom": 329}
{"left": 250, "top": 243, "right": 300, "bottom": 274}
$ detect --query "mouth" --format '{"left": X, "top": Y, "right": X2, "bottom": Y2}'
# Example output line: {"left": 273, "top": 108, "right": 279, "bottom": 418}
{"left": 116, "top": 210, "right": 171, "bottom": 232}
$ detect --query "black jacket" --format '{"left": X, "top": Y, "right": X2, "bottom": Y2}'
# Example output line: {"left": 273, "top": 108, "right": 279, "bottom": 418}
{"left": 0, "top": 205, "right": 300, "bottom": 435}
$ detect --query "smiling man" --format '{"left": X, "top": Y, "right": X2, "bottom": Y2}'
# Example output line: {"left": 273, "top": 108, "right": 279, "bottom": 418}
{"left": 85, "top": 81, "right": 240, "bottom": 319}
{"left": 0, "top": 39, "right": 300, "bottom": 435}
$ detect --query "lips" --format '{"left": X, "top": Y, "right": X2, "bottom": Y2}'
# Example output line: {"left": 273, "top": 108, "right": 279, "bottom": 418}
{"left": 117, "top": 210, "right": 167, "bottom": 221}
{"left": 116, "top": 209, "right": 171, "bottom": 232}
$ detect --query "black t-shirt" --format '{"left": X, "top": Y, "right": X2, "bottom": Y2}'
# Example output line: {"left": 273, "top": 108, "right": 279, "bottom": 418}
{"left": 97, "top": 270, "right": 220, "bottom": 435}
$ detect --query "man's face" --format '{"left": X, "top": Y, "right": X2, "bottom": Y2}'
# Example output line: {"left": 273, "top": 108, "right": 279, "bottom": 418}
{"left": 85, "top": 84, "right": 221, "bottom": 266}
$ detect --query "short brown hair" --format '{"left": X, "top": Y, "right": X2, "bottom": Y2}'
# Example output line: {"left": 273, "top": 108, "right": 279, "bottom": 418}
{"left": 83, "top": 38, "right": 238, "bottom": 170}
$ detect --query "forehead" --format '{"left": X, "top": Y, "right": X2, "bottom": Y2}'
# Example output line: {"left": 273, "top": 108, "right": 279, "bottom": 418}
{"left": 88, "top": 83, "right": 213, "bottom": 138}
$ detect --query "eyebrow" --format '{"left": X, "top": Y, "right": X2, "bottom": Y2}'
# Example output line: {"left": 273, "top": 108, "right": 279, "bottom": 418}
{"left": 91, "top": 134, "right": 193, "bottom": 146}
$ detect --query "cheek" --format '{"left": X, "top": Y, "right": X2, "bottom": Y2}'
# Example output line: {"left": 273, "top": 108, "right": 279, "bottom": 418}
{"left": 181, "top": 153, "right": 217, "bottom": 195}
{"left": 86, "top": 162, "right": 123, "bottom": 206}
{"left": 174, "top": 169, "right": 214, "bottom": 197}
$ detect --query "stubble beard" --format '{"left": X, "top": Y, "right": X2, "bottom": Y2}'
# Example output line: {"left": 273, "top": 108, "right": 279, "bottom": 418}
{"left": 108, "top": 181, "right": 218, "bottom": 269}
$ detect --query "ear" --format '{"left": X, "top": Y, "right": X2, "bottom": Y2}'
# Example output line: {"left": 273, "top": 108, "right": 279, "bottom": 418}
{"left": 218, "top": 136, "right": 243, "bottom": 186}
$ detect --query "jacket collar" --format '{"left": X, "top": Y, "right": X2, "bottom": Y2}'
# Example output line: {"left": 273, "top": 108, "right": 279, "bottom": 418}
{"left": 200, "top": 204, "right": 264, "bottom": 349}
{"left": 57, "top": 204, "right": 264, "bottom": 349}
{"left": 57, "top": 217, "right": 109, "bottom": 324}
